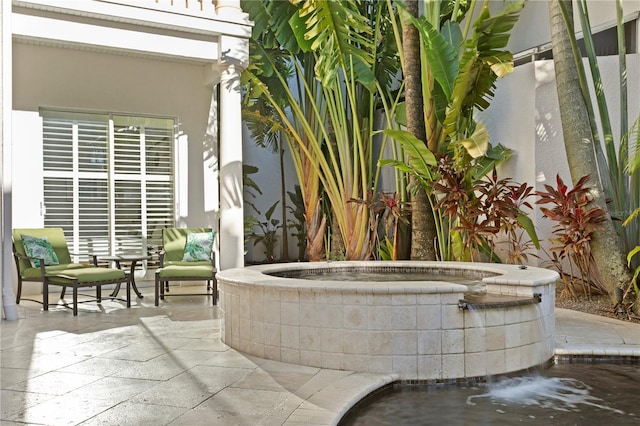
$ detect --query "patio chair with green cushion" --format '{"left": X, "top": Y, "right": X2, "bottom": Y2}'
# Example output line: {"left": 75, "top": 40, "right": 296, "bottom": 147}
{"left": 155, "top": 227, "right": 217, "bottom": 306}
{"left": 12, "top": 228, "right": 130, "bottom": 316}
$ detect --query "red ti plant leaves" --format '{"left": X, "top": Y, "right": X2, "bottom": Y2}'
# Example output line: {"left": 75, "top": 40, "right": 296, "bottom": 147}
{"left": 536, "top": 174, "right": 607, "bottom": 298}
{"left": 430, "top": 155, "right": 537, "bottom": 262}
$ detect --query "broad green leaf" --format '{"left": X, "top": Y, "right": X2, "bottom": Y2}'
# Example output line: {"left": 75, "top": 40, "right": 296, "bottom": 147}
{"left": 297, "top": 0, "right": 375, "bottom": 90}
{"left": 395, "top": 102, "right": 407, "bottom": 128}
{"left": 443, "top": 49, "right": 478, "bottom": 136}
{"left": 485, "top": 143, "right": 513, "bottom": 161}
{"left": 516, "top": 215, "right": 540, "bottom": 249}
{"left": 402, "top": 11, "right": 458, "bottom": 100}
{"left": 242, "top": 0, "right": 272, "bottom": 40}
{"left": 382, "top": 129, "right": 437, "bottom": 181}
{"left": 485, "top": 52, "right": 515, "bottom": 78}
{"left": 458, "top": 123, "right": 489, "bottom": 158}
{"left": 627, "top": 246, "right": 640, "bottom": 265}
{"left": 265, "top": 200, "right": 280, "bottom": 220}
{"left": 378, "top": 159, "right": 414, "bottom": 174}
{"left": 475, "top": 1, "right": 525, "bottom": 51}
{"left": 440, "top": 20, "right": 464, "bottom": 54}
{"left": 471, "top": 143, "right": 513, "bottom": 181}
{"left": 289, "top": 8, "right": 313, "bottom": 52}
{"left": 269, "top": 0, "right": 303, "bottom": 52}
{"left": 451, "top": 230, "right": 469, "bottom": 262}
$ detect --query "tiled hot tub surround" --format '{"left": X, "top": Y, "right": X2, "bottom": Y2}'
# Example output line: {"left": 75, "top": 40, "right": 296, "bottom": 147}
{"left": 216, "top": 261, "right": 559, "bottom": 381}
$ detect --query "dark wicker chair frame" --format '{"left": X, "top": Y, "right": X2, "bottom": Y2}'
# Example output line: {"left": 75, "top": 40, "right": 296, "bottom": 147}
{"left": 154, "top": 227, "right": 217, "bottom": 306}
{"left": 12, "top": 228, "right": 130, "bottom": 316}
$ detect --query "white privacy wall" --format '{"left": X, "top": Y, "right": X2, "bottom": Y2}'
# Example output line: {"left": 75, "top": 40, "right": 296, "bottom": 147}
{"left": 479, "top": 54, "right": 640, "bottom": 263}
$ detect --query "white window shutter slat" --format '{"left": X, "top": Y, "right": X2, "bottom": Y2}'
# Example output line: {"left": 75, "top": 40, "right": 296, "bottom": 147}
{"left": 42, "top": 111, "right": 176, "bottom": 264}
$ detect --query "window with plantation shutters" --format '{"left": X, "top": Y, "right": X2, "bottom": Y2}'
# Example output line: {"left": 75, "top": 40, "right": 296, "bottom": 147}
{"left": 41, "top": 110, "right": 175, "bottom": 266}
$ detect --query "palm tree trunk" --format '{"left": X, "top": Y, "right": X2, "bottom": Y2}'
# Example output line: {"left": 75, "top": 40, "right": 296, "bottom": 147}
{"left": 403, "top": 0, "right": 437, "bottom": 260}
{"left": 548, "top": 0, "right": 632, "bottom": 308}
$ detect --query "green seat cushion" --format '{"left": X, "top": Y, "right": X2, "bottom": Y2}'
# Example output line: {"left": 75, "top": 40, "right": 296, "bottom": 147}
{"left": 46, "top": 267, "right": 126, "bottom": 285}
{"left": 157, "top": 263, "right": 215, "bottom": 279}
{"left": 21, "top": 263, "right": 91, "bottom": 279}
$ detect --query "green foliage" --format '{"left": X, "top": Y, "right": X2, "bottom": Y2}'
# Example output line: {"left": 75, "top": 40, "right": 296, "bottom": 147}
{"left": 378, "top": 236, "right": 394, "bottom": 261}
{"left": 432, "top": 159, "right": 538, "bottom": 263}
{"left": 251, "top": 201, "right": 282, "bottom": 263}
{"left": 381, "top": 128, "right": 533, "bottom": 263}
{"left": 296, "top": 0, "right": 376, "bottom": 90}
{"left": 242, "top": 0, "right": 404, "bottom": 261}
{"left": 287, "top": 185, "right": 307, "bottom": 261}
{"left": 626, "top": 234, "right": 640, "bottom": 297}
{"left": 625, "top": 117, "right": 640, "bottom": 175}
{"left": 243, "top": 164, "right": 262, "bottom": 255}
{"left": 363, "top": 191, "right": 411, "bottom": 260}
{"left": 623, "top": 142, "right": 640, "bottom": 297}
{"left": 558, "top": 0, "right": 639, "bottom": 272}
{"left": 244, "top": 0, "right": 525, "bottom": 262}
{"left": 379, "top": 129, "right": 438, "bottom": 187}
{"left": 380, "top": 1, "right": 526, "bottom": 262}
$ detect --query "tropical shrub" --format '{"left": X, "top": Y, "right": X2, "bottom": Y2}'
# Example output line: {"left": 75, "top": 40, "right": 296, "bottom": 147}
{"left": 243, "top": 164, "right": 262, "bottom": 255}
{"left": 250, "top": 201, "right": 282, "bottom": 263}
{"left": 554, "top": 1, "right": 638, "bottom": 312}
{"left": 242, "top": 0, "right": 403, "bottom": 261}
{"left": 381, "top": 0, "right": 528, "bottom": 261}
{"left": 536, "top": 174, "right": 608, "bottom": 299}
{"left": 381, "top": 129, "right": 538, "bottom": 263}
{"left": 623, "top": 208, "right": 639, "bottom": 306}
{"left": 621, "top": 123, "right": 640, "bottom": 313}
{"left": 432, "top": 158, "right": 537, "bottom": 263}
{"left": 358, "top": 191, "right": 411, "bottom": 260}
{"left": 287, "top": 185, "right": 307, "bottom": 261}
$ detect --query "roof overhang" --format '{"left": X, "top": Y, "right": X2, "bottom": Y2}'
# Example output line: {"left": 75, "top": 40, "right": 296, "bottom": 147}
{"left": 12, "top": 0, "right": 252, "bottom": 64}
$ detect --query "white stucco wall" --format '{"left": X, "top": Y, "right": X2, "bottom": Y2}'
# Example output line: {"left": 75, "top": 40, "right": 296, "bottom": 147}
{"left": 11, "top": 43, "right": 223, "bottom": 295}
{"left": 12, "top": 43, "right": 219, "bottom": 229}
{"left": 479, "top": 53, "right": 640, "bottom": 264}
{"left": 503, "top": 0, "right": 640, "bottom": 55}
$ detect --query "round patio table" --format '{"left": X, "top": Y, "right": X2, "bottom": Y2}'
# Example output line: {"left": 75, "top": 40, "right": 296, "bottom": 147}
{"left": 101, "top": 255, "right": 150, "bottom": 299}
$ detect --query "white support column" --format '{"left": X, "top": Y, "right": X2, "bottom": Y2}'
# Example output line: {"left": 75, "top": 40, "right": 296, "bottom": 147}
{"left": 1, "top": 0, "right": 18, "bottom": 320}
{"left": 215, "top": 0, "right": 242, "bottom": 18}
{"left": 219, "top": 56, "right": 244, "bottom": 270}
{"left": 217, "top": 28, "right": 248, "bottom": 270}
{"left": 218, "top": 61, "right": 244, "bottom": 270}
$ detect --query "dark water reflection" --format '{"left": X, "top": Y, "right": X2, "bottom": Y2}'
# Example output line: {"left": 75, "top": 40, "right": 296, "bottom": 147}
{"left": 341, "top": 363, "right": 640, "bottom": 425}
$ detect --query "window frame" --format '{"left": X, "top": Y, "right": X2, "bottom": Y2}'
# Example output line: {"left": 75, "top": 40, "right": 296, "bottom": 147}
{"left": 40, "top": 109, "right": 177, "bottom": 266}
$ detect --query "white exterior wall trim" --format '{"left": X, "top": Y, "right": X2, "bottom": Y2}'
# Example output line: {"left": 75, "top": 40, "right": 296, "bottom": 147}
{"left": 13, "top": 0, "right": 253, "bottom": 38}
{"left": 13, "top": 13, "right": 219, "bottom": 63}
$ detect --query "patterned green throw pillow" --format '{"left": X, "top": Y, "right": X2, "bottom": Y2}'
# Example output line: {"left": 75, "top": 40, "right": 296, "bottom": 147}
{"left": 22, "top": 234, "right": 59, "bottom": 268}
{"left": 182, "top": 232, "right": 214, "bottom": 262}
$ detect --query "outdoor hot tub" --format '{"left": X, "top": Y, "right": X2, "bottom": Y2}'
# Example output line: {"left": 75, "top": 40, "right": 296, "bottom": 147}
{"left": 215, "top": 261, "right": 559, "bottom": 381}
